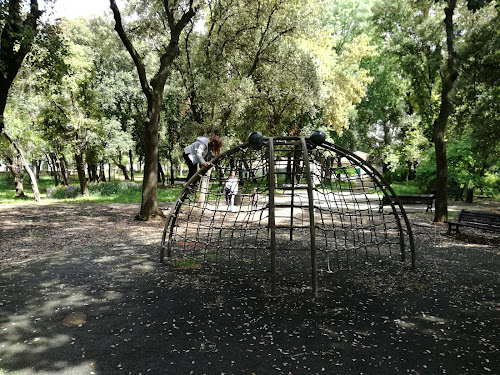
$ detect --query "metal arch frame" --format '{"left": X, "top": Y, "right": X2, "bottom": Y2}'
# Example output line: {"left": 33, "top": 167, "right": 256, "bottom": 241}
{"left": 161, "top": 141, "right": 253, "bottom": 263}
{"left": 160, "top": 136, "right": 416, "bottom": 294}
{"left": 253, "top": 136, "right": 415, "bottom": 267}
{"left": 319, "top": 141, "right": 416, "bottom": 268}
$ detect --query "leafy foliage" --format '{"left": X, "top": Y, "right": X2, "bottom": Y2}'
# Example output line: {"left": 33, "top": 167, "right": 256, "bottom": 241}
{"left": 1, "top": 0, "right": 499, "bottom": 206}
{"left": 415, "top": 137, "right": 500, "bottom": 195}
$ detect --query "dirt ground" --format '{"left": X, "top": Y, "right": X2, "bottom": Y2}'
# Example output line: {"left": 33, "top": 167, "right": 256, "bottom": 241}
{"left": 0, "top": 201, "right": 499, "bottom": 374}
{"left": 0, "top": 202, "right": 171, "bottom": 269}
{"left": 1, "top": 200, "right": 498, "bottom": 270}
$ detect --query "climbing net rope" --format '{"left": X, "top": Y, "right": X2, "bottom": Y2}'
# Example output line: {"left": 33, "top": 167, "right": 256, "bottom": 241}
{"left": 161, "top": 135, "right": 415, "bottom": 296}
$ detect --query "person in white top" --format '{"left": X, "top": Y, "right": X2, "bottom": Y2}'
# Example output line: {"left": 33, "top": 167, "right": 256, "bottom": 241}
{"left": 183, "top": 136, "right": 223, "bottom": 181}
{"left": 224, "top": 172, "right": 239, "bottom": 211}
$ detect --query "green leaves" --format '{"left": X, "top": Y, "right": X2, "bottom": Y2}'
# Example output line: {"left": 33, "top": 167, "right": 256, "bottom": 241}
{"left": 466, "top": 0, "right": 492, "bottom": 12}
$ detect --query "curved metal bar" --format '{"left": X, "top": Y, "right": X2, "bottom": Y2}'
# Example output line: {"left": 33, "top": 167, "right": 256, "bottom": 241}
{"left": 320, "top": 140, "right": 415, "bottom": 267}
{"left": 160, "top": 135, "right": 416, "bottom": 289}
{"left": 160, "top": 141, "right": 254, "bottom": 263}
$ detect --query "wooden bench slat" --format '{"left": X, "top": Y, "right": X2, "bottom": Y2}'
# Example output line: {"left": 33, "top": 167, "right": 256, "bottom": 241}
{"left": 446, "top": 210, "right": 500, "bottom": 234}
{"left": 431, "top": 187, "right": 464, "bottom": 201}
{"left": 380, "top": 194, "right": 435, "bottom": 212}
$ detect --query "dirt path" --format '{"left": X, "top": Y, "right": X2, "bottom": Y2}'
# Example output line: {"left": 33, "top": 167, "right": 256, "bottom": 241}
{"left": 1, "top": 200, "right": 498, "bottom": 270}
{"left": 0, "top": 202, "right": 173, "bottom": 269}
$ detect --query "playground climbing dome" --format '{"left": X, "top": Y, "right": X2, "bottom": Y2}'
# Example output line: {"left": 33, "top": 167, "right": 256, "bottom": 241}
{"left": 161, "top": 131, "right": 415, "bottom": 296}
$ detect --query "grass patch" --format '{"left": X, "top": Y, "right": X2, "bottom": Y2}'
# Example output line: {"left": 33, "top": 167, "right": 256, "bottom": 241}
{"left": 389, "top": 182, "right": 422, "bottom": 195}
{"left": 2, "top": 172, "right": 498, "bottom": 205}
{"left": 175, "top": 253, "right": 216, "bottom": 268}
{"left": 0, "top": 172, "right": 181, "bottom": 205}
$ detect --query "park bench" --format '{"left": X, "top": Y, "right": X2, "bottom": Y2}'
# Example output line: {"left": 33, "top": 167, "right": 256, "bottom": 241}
{"left": 445, "top": 210, "right": 500, "bottom": 235}
{"left": 447, "top": 187, "right": 464, "bottom": 201}
{"left": 282, "top": 183, "right": 308, "bottom": 190}
{"left": 173, "top": 177, "right": 187, "bottom": 185}
{"left": 431, "top": 186, "right": 464, "bottom": 201}
{"left": 379, "top": 194, "right": 435, "bottom": 212}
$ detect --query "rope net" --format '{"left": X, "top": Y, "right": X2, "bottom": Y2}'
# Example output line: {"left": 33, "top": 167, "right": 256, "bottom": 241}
{"left": 161, "top": 136, "right": 415, "bottom": 294}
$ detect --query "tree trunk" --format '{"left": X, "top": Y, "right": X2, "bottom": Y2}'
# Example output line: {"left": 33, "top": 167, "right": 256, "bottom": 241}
{"left": 139, "top": 95, "right": 162, "bottom": 219}
{"left": 129, "top": 149, "right": 135, "bottom": 181}
{"left": 465, "top": 188, "right": 474, "bottom": 204}
{"left": 13, "top": 155, "right": 25, "bottom": 198}
{"left": 433, "top": 0, "right": 458, "bottom": 223}
{"left": 5, "top": 157, "right": 15, "bottom": 181}
{"left": 158, "top": 161, "right": 166, "bottom": 185}
{"left": 117, "top": 150, "right": 128, "bottom": 180}
{"left": 92, "top": 165, "right": 98, "bottom": 182}
{"left": 59, "top": 157, "right": 70, "bottom": 185}
{"left": 382, "top": 120, "right": 392, "bottom": 174}
{"left": 88, "top": 164, "right": 98, "bottom": 182}
{"left": 110, "top": 0, "right": 195, "bottom": 220}
{"left": 48, "top": 155, "right": 59, "bottom": 186}
{"left": 117, "top": 164, "right": 129, "bottom": 180}
{"left": 168, "top": 150, "right": 175, "bottom": 185}
{"left": 22, "top": 157, "right": 39, "bottom": 201}
{"left": 0, "top": 0, "right": 43, "bottom": 136}
{"left": 3, "top": 133, "right": 40, "bottom": 201}
{"left": 75, "top": 152, "right": 89, "bottom": 196}
{"left": 0, "top": 87, "right": 8, "bottom": 136}
{"left": 99, "top": 160, "right": 106, "bottom": 182}
{"left": 56, "top": 159, "right": 66, "bottom": 185}
{"left": 33, "top": 159, "right": 41, "bottom": 181}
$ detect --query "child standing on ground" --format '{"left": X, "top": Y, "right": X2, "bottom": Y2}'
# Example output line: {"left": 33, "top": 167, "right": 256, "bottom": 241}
{"left": 224, "top": 172, "right": 239, "bottom": 211}
{"left": 251, "top": 187, "right": 258, "bottom": 208}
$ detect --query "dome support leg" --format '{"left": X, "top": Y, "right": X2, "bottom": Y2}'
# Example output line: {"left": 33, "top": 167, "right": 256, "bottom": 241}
{"left": 268, "top": 138, "right": 278, "bottom": 297}
{"left": 301, "top": 137, "right": 318, "bottom": 298}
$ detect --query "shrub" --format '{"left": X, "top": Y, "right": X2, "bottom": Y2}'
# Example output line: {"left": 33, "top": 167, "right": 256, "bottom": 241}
{"left": 415, "top": 138, "right": 500, "bottom": 196}
{"left": 87, "top": 181, "right": 140, "bottom": 196}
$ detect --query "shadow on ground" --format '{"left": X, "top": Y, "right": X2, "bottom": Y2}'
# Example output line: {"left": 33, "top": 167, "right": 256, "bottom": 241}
{"left": 0, "top": 205, "right": 499, "bottom": 374}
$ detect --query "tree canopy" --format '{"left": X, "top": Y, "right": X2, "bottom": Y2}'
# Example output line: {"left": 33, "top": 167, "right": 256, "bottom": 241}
{"left": 1, "top": 0, "right": 498, "bottom": 217}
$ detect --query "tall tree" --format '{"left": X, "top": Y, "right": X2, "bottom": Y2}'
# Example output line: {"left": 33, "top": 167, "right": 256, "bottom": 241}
{"left": 110, "top": 0, "right": 197, "bottom": 220}
{"left": 173, "top": 0, "right": 375, "bottom": 142}
{"left": 432, "top": 0, "right": 458, "bottom": 222}
{"left": 432, "top": 0, "right": 495, "bottom": 222}
{"left": 0, "top": 0, "right": 53, "bottom": 202}
{"left": 0, "top": 0, "right": 44, "bottom": 135}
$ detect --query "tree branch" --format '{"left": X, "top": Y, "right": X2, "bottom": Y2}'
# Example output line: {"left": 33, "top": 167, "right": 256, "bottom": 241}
{"left": 162, "top": 0, "right": 177, "bottom": 30}
{"left": 109, "top": 0, "right": 152, "bottom": 100}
